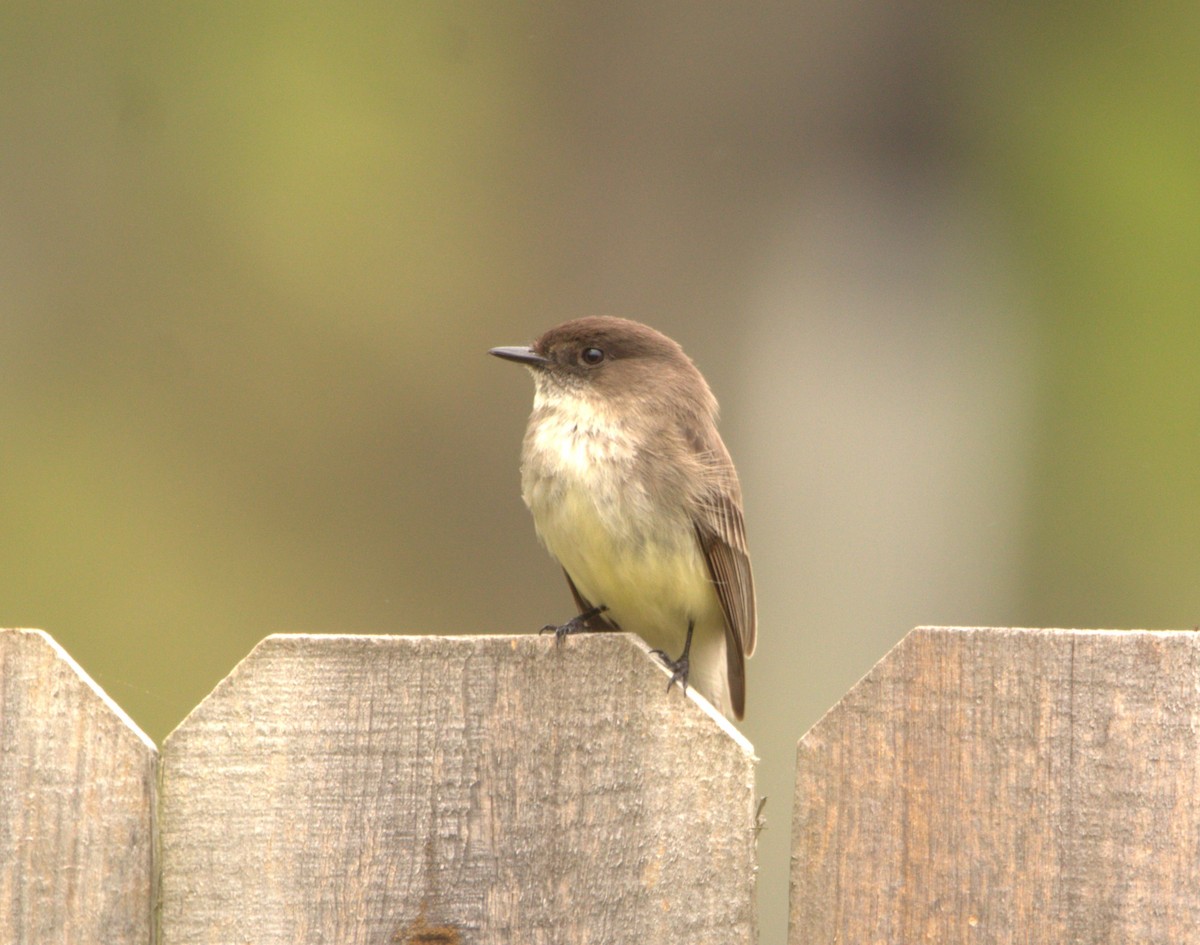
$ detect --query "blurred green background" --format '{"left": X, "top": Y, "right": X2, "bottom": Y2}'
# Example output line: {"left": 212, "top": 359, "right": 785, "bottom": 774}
{"left": 2, "top": 4, "right": 1197, "bottom": 941}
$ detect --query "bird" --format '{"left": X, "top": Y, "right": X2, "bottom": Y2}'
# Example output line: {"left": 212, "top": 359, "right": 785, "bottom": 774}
{"left": 490, "top": 316, "right": 756, "bottom": 720}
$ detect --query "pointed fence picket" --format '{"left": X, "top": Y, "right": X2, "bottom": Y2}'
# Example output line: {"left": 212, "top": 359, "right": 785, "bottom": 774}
{"left": 0, "top": 629, "right": 156, "bottom": 945}
{"left": 791, "top": 626, "right": 1200, "bottom": 944}
{"left": 158, "top": 633, "right": 757, "bottom": 944}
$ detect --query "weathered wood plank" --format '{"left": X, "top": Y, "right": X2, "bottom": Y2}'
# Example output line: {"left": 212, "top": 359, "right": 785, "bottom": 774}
{"left": 791, "top": 626, "right": 1200, "bottom": 945}
{"left": 161, "top": 633, "right": 757, "bottom": 945}
{"left": 0, "top": 628, "right": 157, "bottom": 945}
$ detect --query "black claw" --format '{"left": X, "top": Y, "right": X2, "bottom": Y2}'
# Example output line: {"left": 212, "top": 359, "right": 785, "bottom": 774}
{"left": 540, "top": 605, "right": 607, "bottom": 646}
{"left": 652, "top": 619, "right": 696, "bottom": 696}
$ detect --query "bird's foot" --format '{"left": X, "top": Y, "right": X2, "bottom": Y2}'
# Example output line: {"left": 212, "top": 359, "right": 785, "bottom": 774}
{"left": 650, "top": 647, "right": 690, "bottom": 695}
{"left": 540, "top": 605, "right": 607, "bottom": 646}
{"left": 650, "top": 620, "right": 695, "bottom": 696}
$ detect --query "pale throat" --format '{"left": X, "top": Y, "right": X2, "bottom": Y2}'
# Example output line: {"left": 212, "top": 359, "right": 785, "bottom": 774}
{"left": 527, "top": 384, "right": 637, "bottom": 476}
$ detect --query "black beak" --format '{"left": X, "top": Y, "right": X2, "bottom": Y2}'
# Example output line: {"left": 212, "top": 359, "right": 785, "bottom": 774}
{"left": 489, "top": 345, "right": 550, "bottom": 367}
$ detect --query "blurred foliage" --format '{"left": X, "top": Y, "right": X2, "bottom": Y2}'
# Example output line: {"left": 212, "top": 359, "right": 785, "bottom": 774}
{"left": 2, "top": 1, "right": 545, "bottom": 730}
{"left": 961, "top": 4, "right": 1200, "bottom": 622}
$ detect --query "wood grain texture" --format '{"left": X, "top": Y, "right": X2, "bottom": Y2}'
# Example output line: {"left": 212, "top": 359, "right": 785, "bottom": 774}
{"left": 0, "top": 628, "right": 157, "bottom": 945}
{"left": 160, "top": 633, "right": 757, "bottom": 945}
{"left": 791, "top": 626, "right": 1200, "bottom": 945}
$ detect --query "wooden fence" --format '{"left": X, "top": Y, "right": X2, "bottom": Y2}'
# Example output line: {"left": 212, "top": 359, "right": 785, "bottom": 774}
{"left": 3, "top": 626, "right": 1198, "bottom": 943}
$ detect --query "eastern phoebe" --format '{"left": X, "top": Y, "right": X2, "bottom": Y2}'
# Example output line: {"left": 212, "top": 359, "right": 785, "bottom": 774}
{"left": 490, "top": 316, "right": 756, "bottom": 720}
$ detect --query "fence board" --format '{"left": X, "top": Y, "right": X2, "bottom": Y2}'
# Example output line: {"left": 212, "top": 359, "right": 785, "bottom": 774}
{"left": 160, "top": 633, "right": 758, "bottom": 945}
{"left": 0, "top": 628, "right": 157, "bottom": 945}
{"left": 791, "top": 626, "right": 1200, "bottom": 945}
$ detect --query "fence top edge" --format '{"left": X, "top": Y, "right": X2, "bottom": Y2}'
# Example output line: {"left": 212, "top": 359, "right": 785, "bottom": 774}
{"left": 796, "top": 625, "right": 1200, "bottom": 749}
{"left": 914, "top": 625, "right": 1200, "bottom": 636}
{"left": 165, "top": 632, "right": 756, "bottom": 756}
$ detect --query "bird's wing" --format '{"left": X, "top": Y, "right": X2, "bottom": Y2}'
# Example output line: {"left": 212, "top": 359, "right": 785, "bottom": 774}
{"left": 694, "top": 489, "right": 757, "bottom": 719}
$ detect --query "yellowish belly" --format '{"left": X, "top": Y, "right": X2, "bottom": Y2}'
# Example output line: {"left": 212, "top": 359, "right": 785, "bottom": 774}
{"left": 527, "top": 480, "right": 722, "bottom": 652}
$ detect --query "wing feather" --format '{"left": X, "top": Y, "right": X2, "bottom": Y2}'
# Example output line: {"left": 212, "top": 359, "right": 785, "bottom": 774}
{"left": 694, "top": 488, "right": 756, "bottom": 719}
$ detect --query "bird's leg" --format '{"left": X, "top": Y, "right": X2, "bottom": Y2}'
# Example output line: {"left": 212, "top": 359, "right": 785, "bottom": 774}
{"left": 651, "top": 620, "right": 694, "bottom": 695}
{"left": 540, "top": 605, "right": 608, "bottom": 646}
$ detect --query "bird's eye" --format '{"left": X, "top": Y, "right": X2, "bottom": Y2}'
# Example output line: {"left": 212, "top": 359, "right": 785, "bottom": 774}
{"left": 580, "top": 347, "right": 605, "bottom": 365}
